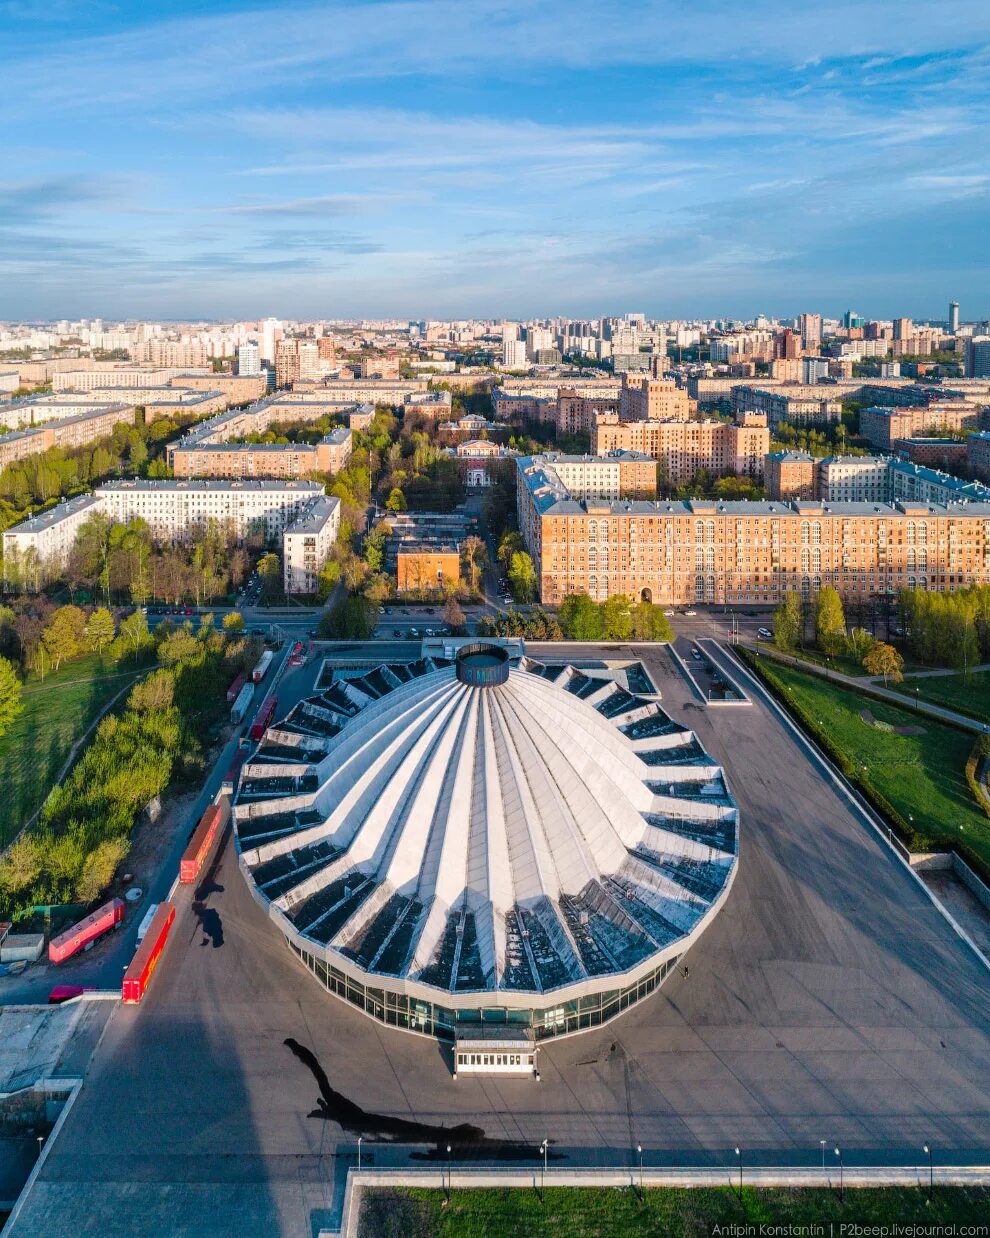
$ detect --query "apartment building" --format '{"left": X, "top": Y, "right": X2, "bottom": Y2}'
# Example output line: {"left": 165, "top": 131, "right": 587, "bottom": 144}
{"left": 282, "top": 495, "right": 341, "bottom": 594}
{"left": 817, "top": 456, "right": 890, "bottom": 503}
{"left": 895, "top": 438, "right": 969, "bottom": 472}
{"left": 294, "top": 378, "right": 428, "bottom": 405}
{"left": 592, "top": 416, "right": 769, "bottom": 482}
{"left": 516, "top": 456, "right": 990, "bottom": 606}
{"left": 396, "top": 546, "right": 461, "bottom": 593}
{"left": 968, "top": 432, "right": 990, "bottom": 483}
{"left": 555, "top": 389, "right": 620, "bottom": 435}
{"left": 859, "top": 403, "right": 980, "bottom": 449}
{"left": 348, "top": 404, "right": 376, "bottom": 431}
{"left": 402, "top": 391, "right": 454, "bottom": 421}
{"left": 765, "top": 451, "right": 816, "bottom": 501}
{"left": 52, "top": 367, "right": 204, "bottom": 392}
{"left": 170, "top": 427, "right": 351, "bottom": 480}
{"left": 731, "top": 385, "right": 842, "bottom": 427}
{"left": 530, "top": 451, "right": 657, "bottom": 502}
{"left": 4, "top": 480, "right": 326, "bottom": 591}
{"left": 888, "top": 459, "right": 990, "bottom": 506}
{"left": 618, "top": 376, "right": 691, "bottom": 422}
{"left": 0, "top": 405, "right": 134, "bottom": 471}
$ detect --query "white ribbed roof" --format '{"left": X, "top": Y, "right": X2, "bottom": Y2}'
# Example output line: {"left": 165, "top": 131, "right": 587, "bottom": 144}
{"left": 234, "top": 652, "right": 738, "bottom": 999}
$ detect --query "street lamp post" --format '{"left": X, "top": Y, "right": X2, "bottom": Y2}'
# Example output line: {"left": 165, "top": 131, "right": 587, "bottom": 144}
{"left": 446, "top": 1144, "right": 452, "bottom": 1202}
{"left": 834, "top": 1148, "right": 843, "bottom": 1204}
{"left": 734, "top": 1147, "right": 742, "bottom": 1200}
{"left": 541, "top": 1138, "right": 549, "bottom": 1199}
{"left": 637, "top": 1144, "right": 644, "bottom": 1199}
{"left": 923, "top": 1144, "right": 933, "bottom": 1205}
{"left": 357, "top": 1136, "right": 362, "bottom": 1173}
{"left": 820, "top": 1139, "right": 826, "bottom": 1173}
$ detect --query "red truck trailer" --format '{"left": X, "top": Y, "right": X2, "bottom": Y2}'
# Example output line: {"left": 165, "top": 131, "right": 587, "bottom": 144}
{"left": 250, "top": 692, "right": 277, "bottom": 741}
{"left": 179, "top": 798, "right": 231, "bottom": 884}
{"left": 226, "top": 672, "right": 246, "bottom": 704}
{"left": 221, "top": 748, "right": 247, "bottom": 795}
{"left": 48, "top": 897, "right": 125, "bottom": 965}
{"left": 121, "top": 902, "right": 175, "bottom": 1004}
{"left": 288, "top": 641, "right": 305, "bottom": 667}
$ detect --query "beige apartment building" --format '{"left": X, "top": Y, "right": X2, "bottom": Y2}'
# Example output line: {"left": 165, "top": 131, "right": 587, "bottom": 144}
{"left": 592, "top": 416, "right": 769, "bottom": 482}
{"left": 530, "top": 451, "right": 657, "bottom": 502}
{"left": 0, "top": 405, "right": 135, "bottom": 468}
{"left": 554, "top": 389, "right": 620, "bottom": 434}
{"left": 618, "top": 376, "right": 692, "bottom": 422}
{"left": 765, "top": 451, "right": 816, "bottom": 500}
{"left": 282, "top": 495, "right": 341, "bottom": 594}
{"left": 860, "top": 403, "right": 980, "bottom": 449}
{"left": 171, "top": 427, "right": 351, "bottom": 479}
{"left": 517, "top": 456, "right": 990, "bottom": 606}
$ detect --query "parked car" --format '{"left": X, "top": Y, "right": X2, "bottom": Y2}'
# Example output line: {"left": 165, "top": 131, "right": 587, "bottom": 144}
{"left": 758, "top": 627, "right": 773, "bottom": 640}
{"left": 684, "top": 609, "right": 697, "bottom": 616}
{"left": 393, "top": 628, "right": 402, "bottom": 637}
{"left": 409, "top": 628, "right": 420, "bottom": 637}
{"left": 664, "top": 609, "right": 676, "bottom": 617}
{"left": 691, "top": 649, "right": 703, "bottom": 660}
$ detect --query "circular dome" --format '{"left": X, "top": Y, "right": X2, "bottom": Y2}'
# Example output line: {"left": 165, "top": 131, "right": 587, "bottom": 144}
{"left": 234, "top": 650, "right": 738, "bottom": 1036}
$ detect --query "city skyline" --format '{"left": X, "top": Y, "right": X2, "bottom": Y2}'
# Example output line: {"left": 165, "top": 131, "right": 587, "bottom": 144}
{"left": 3, "top": 0, "right": 990, "bottom": 320}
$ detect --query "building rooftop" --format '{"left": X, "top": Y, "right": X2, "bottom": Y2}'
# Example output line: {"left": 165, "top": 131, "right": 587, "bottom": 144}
{"left": 234, "top": 648, "right": 737, "bottom": 1003}
{"left": 3, "top": 493, "right": 103, "bottom": 536}
{"left": 285, "top": 495, "right": 340, "bottom": 536}
{"left": 97, "top": 478, "right": 323, "bottom": 494}
{"left": 767, "top": 450, "right": 814, "bottom": 463}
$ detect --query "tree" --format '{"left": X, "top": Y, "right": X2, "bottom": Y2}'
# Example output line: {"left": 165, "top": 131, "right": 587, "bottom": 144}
{"left": 85, "top": 607, "right": 116, "bottom": 654}
{"left": 443, "top": 597, "right": 467, "bottom": 635}
{"left": 507, "top": 551, "right": 537, "bottom": 605}
{"left": 317, "top": 595, "right": 374, "bottom": 639}
{"left": 0, "top": 656, "right": 24, "bottom": 738}
{"left": 316, "top": 558, "right": 342, "bottom": 603}
{"left": 257, "top": 552, "right": 282, "bottom": 604}
{"left": 460, "top": 535, "right": 487, "bottom": 592}
{"left": 497, "top": 531, "right": 524, "bottom": 574}
{"left": 815, "top": 587, "right": 846, "bottom": 656}
{"left": 0, "top": 834, "right": 41, "bottom": 894}
{"left": 75, "top": 837, "right": 130, "bottom": 904}
{"left": 128, "top": 668, "right": 176, "bottom": 712}
{"left": 862, "top": 641, "right": 904, "bottom": 685}
{"left": 560, "top": 593, "right": 603, "bottom": 641}
{"left": 629, "top": 601, "right": 673, "bottom": 642}
{"left": 846, "top": 626, "right": 874, "bottom": 661}
{"left": 772, "top": 592, "right": 802, "bottom": 652}
{"left": 385, "top": 487, "right": 407, "bottom": 512}
{"left": 117, "top": 609, "right": 153, "bottom": 657}
{"left": 222, "top": 611, "right": 245, "bottom": 633}
{"left": 601, "top": 594, "right": 633, "bottom": 641}
{"left": 41, "top": 605, "right": 87, "bottom": 670}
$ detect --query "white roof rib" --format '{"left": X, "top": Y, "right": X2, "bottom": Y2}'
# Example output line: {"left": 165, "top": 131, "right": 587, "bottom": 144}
{"left": 236, "top": 650, "right": 739, "bottom": 1000}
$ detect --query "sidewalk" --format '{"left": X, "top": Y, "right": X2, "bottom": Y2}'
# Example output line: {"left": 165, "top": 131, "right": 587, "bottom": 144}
{"left": 740, "top": 641, "right": 990, "bottom": 736}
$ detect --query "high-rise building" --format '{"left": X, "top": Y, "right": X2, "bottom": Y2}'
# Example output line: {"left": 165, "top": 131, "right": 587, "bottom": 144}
{"left": 237, "top": 343, "right": 260, "bottom": 377}
{"left": 949, "top": 302, "right": 960, "bottom": 334}
{"left": 261, "top": 317, "right": 282, "bottom": 365}
{"left": 502, "top": 338, "right": 527, "bottom": 368}
{"left": 966, "top": 338, "right": 990, "bottom": 378}
{"left": 892, "top": 317, "right": 913, "bottom": 342}
{"left": 799, "top": 313, "right": 823, "bottom": 351}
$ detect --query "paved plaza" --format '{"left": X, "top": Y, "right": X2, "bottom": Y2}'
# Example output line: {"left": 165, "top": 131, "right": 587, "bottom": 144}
{"left": 9, "top": 643, "right": 990, "bottom": 1237}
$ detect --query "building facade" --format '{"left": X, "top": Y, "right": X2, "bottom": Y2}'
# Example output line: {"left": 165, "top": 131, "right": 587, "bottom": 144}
{"left": 516, "top": 456, "right": 990, "bottom": 606}
{"left": 765, "top": 451, "right": 815, "bottom": 501}
{"left": 592, "top": 417, "right": 769, "bottom": 483}
{"left": 859, "top": 403, "right": 980, "bottom": 449}
{"left": 282, "top": 496, "right": 341, "bottom": 594}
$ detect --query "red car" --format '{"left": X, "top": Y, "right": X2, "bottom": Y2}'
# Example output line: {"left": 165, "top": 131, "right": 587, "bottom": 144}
{"left": 48, "top": 985, "right": 84, "bottom": 1005}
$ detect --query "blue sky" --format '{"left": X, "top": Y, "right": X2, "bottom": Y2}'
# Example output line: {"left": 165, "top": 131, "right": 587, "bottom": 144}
{"left": 2, "top": 0, "right": 989, "bottom": 321}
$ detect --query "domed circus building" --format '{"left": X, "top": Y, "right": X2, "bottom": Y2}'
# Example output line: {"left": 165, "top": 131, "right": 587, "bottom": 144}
{"left": 233, "top": 644, "right": 738, "bottom": 1055}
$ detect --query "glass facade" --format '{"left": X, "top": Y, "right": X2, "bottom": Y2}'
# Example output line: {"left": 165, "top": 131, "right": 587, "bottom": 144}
{"left": 288, "top": 939, "right": 679, "bottom": 1041}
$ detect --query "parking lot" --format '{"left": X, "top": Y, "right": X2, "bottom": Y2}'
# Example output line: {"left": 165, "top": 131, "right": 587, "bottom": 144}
{"left": 11, "top": 639, "right": 990, "bottom": 1237}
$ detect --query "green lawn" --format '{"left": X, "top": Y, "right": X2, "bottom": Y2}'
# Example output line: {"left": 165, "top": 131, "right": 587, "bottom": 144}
{"left": 893, "top": 670, "right": 990, "bottom": 726}
{"left": 754, "top": 660, "right": 990, "bottom": 867}
{"left": 0, "top": 654, "right": 147, "bottom": 848}
{"left": 360, "top": 1185, "right": 990, "bottom": 1238}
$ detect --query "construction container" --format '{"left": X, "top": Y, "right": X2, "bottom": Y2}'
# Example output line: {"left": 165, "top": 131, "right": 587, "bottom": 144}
{"left": 226, "top": 672, "right": 246, "bottom": 704}
{"left": 221, "top": 749, "right": 247, "bottom": 795}
{"left": 230, "top": 681, "right": 255, "bottom": 724}
{"left": 48, "top": 899, "right": 124, "bottom": 965}
{"left": 121, "top": 902, "right": 175, "bottom": 1004}
{"left": 179, "top": 798, "right": 231, "bottom": 884}
{"left": 250, "top": 692, "right": 277, "bottom": 741}
{"left": 251, "top": 649, "right": 273, "bottom": 683}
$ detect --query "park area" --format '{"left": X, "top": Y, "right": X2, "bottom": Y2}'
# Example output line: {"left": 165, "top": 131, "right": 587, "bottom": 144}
{"left": 359, "top": 1185, "right": 990, "bottom": 1237}
{"left": 748, "top": 658, "right": 990, "bottom": 870}
{"left": 893, "top": 669, "right": 990, "bottom": 726}
{"left": 0, "top": 654, "right": 148, "bottom": 849}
